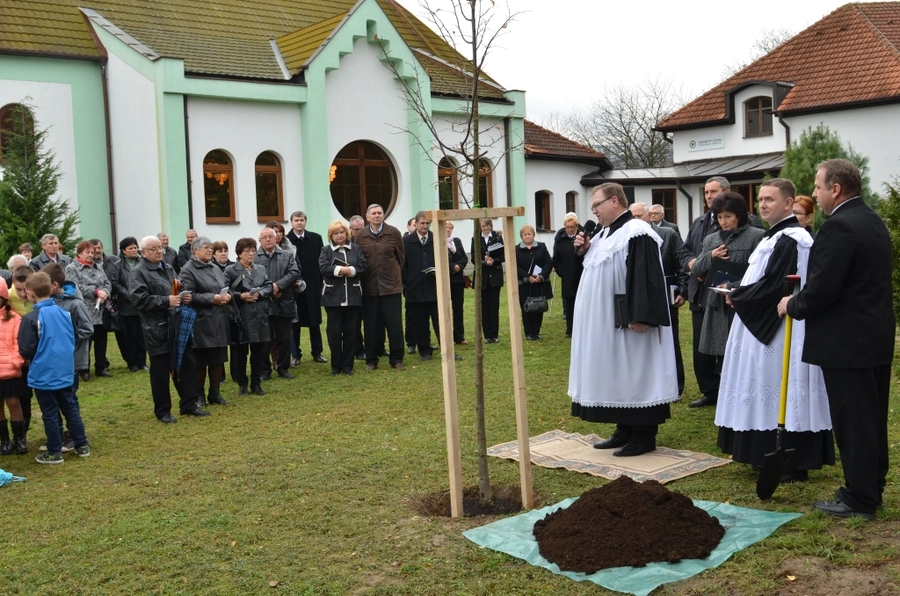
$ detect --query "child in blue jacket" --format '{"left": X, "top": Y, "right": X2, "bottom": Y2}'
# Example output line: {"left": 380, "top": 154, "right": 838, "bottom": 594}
{"left": 18, "top": 272, "right": 90, "bottom": 463}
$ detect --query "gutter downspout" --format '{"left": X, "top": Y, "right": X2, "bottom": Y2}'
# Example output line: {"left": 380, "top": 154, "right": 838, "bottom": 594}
{"left": 676, "top": 180, "right": 694, "bottom": 224}
{"left": 776, "top": 112, "right": 790, "bottom": 148}
{"left": 183, "top": 96, "right": 194, "bottom": 228}
{"left": 100, "top": 58, "right": 118, "bottom": 251}
{"left": 504, "top": 116, "right": 512, "bottom": 208}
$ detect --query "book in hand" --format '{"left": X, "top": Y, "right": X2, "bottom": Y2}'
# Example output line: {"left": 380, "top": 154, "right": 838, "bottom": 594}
{"left": 332, "top": 256, "right": 349, "bottom": 267}
{"left": 486, "top": 242, "right": 504, "bottom": 255}
{"left": 704, "top": 257, "right": 747, "bottom": 288}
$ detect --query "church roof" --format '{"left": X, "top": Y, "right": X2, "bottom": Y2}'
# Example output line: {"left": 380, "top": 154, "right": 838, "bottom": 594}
{"left": 657, "top": 2, "right": 900, "bottom": 131}
{"left": 0, "top": 0, "right": 506, "bottom": 97}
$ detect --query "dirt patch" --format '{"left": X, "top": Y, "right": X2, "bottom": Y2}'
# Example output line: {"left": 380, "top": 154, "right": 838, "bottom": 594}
{"left": 413, "top": 485, "right": 542, "bottom": 517}
{"left": 774, "top": 556, "right": 900, "bottom": 595}
{"left": 533, "top": 476, "right": 725, "bottom": 573}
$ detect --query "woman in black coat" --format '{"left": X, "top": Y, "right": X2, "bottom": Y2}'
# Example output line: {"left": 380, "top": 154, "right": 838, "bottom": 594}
{"left": 551, "top": 214, "right": 584, "bottom": 338}
{"left": 179, "top": 236, "right": 233, "bottom": 407}
{"left": 109, "top": 236, "right": 148, "bottom": 371}
{"left": 445, "top": 221, "right": 469, "bottom": 344}
{"left": 225, "top": 238, "right": 273, "bottom": 395}
{"left": 515, "top": 224, "right": 553, "bottom": 340}
{"left": 472, "top": 218, "right": 505, "bottom": 343}
{"left": 212, "top": 240, "right": 234, "bottom": 274}
{"left": 319, "top": 221, "right": 367, "bottom": 376}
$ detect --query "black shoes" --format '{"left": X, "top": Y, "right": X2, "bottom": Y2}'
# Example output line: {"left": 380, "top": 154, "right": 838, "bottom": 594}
{"left": 96, "top": 369, "right": 113, "bottom": 378}
{"left": 613, "top": 442, "right": 656, "bottom": 457}
{"left": 79, "top": 371, "right": 92, "bottom": 382}
{"left": 782, "top": 469, "right": 809, "bottom": 483}
{"left": 207, "top": 392, "right": 228, "bottom": 406}
{"left": 454, "top": 353, "right": 463, "bottom": 361}
{"left": 277, "top": 370, "right": 294, "bottom": 379}
{"left": 180, "top": 408, "right": 211, "bottom": 417}
{"left": 290, "top": 357, "right": 300, "bottom": 368}
{"left": 313, "top": 354, "right": 327, "bottom": 363}
{"left": 365, "top": 364, "right": 378, "bottom": 371}
{"left": 251, "top": 384, "right": 265, "bottom": 396}
{"left": 407, "top": 345, "right": 416, "bottom": 354}
{"left": 239, "top": 386, "right": 249, "bottom": 395}
{"left": 485, "top": 338, "right": 499, "bottom": 344}
{"left": 159, "top": 414, "right": 178, "bottom": 424}
{"left": 813, "top": 499, "right": 875, "bottom": 520}
{"left": 421, "top": 354, "right": 432, "bottom": 361}
{"left": 593, "top": 436, "right": 629, "bottom": 450}
{"left": 689, "top": 395, "right": 717, "bottom": 408}
{"left": 260, "top": 371, "right": 272, "bottom": 381}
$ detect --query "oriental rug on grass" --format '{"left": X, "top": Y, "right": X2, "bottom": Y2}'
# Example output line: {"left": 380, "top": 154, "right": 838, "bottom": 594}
{"left": 488, "top": 430, "right": 730, "bottom": 484}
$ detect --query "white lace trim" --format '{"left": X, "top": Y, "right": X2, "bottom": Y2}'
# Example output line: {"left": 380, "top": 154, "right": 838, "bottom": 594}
{"left": 583, "top": 219, "right": 663, "bottom": 270}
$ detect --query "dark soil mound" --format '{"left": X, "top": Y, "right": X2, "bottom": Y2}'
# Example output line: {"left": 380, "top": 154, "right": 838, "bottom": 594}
{"left": 533, "top": 476, "right": 725, "bottom": 573}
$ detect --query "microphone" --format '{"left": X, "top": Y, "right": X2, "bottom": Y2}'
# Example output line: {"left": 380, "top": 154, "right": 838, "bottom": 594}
{"left": 583, "top": 221, "right": 597, "bottom": 237}
{"left": 95, "top": 297, "right": 102, "bottom": 310}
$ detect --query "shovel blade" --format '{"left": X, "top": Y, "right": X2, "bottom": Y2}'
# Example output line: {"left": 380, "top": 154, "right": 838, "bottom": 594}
{"left": 756, "top": 446, "right": 795, "bottom": 500}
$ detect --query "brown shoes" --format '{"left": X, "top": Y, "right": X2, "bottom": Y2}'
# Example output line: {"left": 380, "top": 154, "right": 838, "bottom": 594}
{"left": 391, "top": 362, "right": 406, "bottom": 370}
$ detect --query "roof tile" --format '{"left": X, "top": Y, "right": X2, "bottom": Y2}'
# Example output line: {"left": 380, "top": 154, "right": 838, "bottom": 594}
{"left": 524, "top": 120, "right": 608, "bottom": 164}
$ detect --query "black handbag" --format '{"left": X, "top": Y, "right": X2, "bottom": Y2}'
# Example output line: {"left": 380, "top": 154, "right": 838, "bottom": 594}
{"left": 228, "top": 302, "right": 249, "bottom": 345}
{"left": 101, "top": 302, "right": 121, "bottom": 331}
{"left": 524, "top": 296, "right": 548, "bottom": 313}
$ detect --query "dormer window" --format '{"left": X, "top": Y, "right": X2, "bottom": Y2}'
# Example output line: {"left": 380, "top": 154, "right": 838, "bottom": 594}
{"left": 744, "top": 96, "right": 773, "bottom": 137}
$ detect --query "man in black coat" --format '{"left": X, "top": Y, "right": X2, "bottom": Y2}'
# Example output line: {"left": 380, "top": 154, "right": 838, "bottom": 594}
{"left": 472, "top": 218, "right": 505, "bottom": 343}
{"left": 402, "top": 212, "right": 439, "bottom": 360}
{"left": 648, "top": 203, "right": 682, "bottom": 239}
{"left": 778, "top": 159, "right": 894, "bottom": 519}
{"left": 128, "top": 235, "right": 209, "bottom": 422}
{"left": 29, "top": 234, "right": 73, "bottom": 271}
{"left": 176, "top": 229, "right": 197, "bottom": 270}
{"left": 677, "top": 176, "right": 726, "bottom": 407}
{"left": 158, "top": 233, "right": 180, "bottom": 273}
{"left": 287, "top": 211, "right": 326, "bottom": 364}
{"left": 632, "top": 203, "right": 688, "bottom": 395}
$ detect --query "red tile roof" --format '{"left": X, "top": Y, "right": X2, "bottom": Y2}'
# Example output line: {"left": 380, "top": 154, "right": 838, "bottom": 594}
{"left": 523, "top": 120, "right": 609, "bottom": 166}
{"left": 657, "top": 2, "right": 900, "bottom": 131}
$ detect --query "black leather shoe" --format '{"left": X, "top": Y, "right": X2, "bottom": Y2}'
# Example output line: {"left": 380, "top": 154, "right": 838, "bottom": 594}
{"left": 365, "top": 364, "right": 378, "bottom": 371}
{"left": 782, "top": 469, "right": 809, "bottom": 483}
{"left": 158, "top": 414, "right": 178, "bottom": 424}
{"left": 391, "top": 362, "right": 406, "bottom": 370}
{"left": 207, "top": 392, "right": 228, "bottom": 406}
{"left": 454, "top": 353, "right": 463, "bottom": 361}
{"left": 331, "top": 371, "right": 340, "bottom": 376}
{"left": 128, "top": 364, "right": 140, "bottom": 373}
{"left": 79, "top": 371, "right": 92, "bottom": 382}
{"left": 239, "top": 386, "right": 248, "bottom": 395}
{"left": 277, "top": 370, "right": 294, "bottom": 379}
{"left": 593, "top": 436, "right": 629, "bottom": 450}
{"left": 251, "top": 384, "right": 265, "bottom": 396}
{"left": 96, "top": 369, "right": 113, "bottom": 378}
{"left": 313, "top": 354, "right": 327, "bottom": 363}
{"left": 613, "top": 442, "right": 655, "bottom": 457}
{"left": 355, "top": 353, "right": 366, "bottom": 361}
{"left": 260, "top": 371, "right": 272, "bottom": 381}
{"left": 407, "top": 345, "right": 416, "bottom": 354}
{"left": 180, "top": 409, "right": 211, "bottom": 417}
{"left": 689, "top": 395, "right": 717, "bottom": 408}
{"left": 813, "top": 499, "right": 875, "bottom": 520}
{"left": 290, "top": 357, "right": 300, "bottom": 368}
{"left": 421, "top": 354, "right": 432, "bottom": 361}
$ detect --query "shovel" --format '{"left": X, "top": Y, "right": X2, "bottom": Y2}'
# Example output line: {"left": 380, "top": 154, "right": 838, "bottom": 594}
{"left": 756, "top": 274, "right": 801, "bottom": 500}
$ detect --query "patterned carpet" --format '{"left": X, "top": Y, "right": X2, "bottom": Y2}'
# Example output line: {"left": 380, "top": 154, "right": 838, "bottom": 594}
{"left": 488, "top": 430, "right": 731, "bottom": 484}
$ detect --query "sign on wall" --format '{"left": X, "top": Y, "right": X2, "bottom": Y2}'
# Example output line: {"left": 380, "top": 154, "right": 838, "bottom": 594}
{"left": 687, "top": 135, "right": 725, "bottom": 152}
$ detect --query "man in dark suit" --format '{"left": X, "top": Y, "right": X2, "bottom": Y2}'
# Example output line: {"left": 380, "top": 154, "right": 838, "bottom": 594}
{"left": 402, "top": 212, "right": 439, "bottom": 360}
{"left": 677, "top": 176, "right": 726, "bottom": 407}
{"left": 778, "top": 159, "right": 894, "bottom": 519}
{"left": 177, "top": 229, "right": 196, "bottom": 270}
{"left": 632, "top": 203, "right": 688, "bottom": 395}
{"left": 649, "top": 204, "right": 682, "bottom": 239}
{"left": 287, "top": 211, "right": 326, "bottom": 364}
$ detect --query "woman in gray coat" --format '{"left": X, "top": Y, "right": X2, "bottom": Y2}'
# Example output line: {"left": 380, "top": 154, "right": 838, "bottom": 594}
{"left": 66, "top": 240, "right": 113, "bottom": 381}
{"left": 319, "top": 221, "right": 367, "bottom": 376}
{"left": 225, "top": 238, "right": 273, "bottom": 395}
{"left": 179, "top": 236, "right": 233, "bottom": 407}
{"left": 691, "top": 192, "right": 765, "bottom": 357}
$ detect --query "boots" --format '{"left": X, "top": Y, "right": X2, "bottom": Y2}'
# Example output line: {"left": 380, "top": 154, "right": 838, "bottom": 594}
{"left": 0, "top": 421, "right": 11, "bottom": 455}
{"left": 10, "top": 420, "right": 27, "bottom": 454}
{"left": 207, "top": 387, "right": 228, "bottom": 406}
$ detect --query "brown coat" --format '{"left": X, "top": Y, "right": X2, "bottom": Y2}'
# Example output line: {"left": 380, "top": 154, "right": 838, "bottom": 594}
{"left": 355, "top": 223, "right": 405, "bottom": 296}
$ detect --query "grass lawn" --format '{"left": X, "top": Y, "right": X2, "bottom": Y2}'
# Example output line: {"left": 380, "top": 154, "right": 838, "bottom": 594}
{"left": 3, "top": 291, "right": 899, "bottom": 595}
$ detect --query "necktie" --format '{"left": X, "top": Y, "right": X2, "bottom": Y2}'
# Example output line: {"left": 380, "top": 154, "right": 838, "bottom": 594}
{"left": 421, "top": 236, "right": 427, "bottom": 245}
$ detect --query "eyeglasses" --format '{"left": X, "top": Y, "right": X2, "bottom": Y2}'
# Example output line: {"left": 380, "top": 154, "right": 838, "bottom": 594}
{"left": 591, "top": 197, "right": 614, "bottom": 209}
{"left": 142, "top": 246, "right": 162, "bottom": 252}
{"left": 792, "top": 211, "right": 809, "bottom": 217}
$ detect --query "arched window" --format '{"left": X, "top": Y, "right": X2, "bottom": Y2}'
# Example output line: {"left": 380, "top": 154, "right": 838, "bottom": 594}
{"left": 438, "top": 157, "right": 458, "bottom": 210}
{"left": 0, "top": 103, "right": 35, "bottom": 165}
{"left": 565, "top": 191, "right": 578, "bottom": 216}
{"left": 535, "top": 190, "right": 552, "bottom": 231}
{"left": 203, "top": 150, "right": 235, "bottom": 223}
{"left": 330, "top": 141, "right": 397, "bottom": 220}
{"left": 255, "top": 151, "right": 284, "bottom": 222}
{"left": 476, "top": 158, "right": 493, "bottom": 208}
{"left": 744, "top": 96, "right": 773, "bottom": 137}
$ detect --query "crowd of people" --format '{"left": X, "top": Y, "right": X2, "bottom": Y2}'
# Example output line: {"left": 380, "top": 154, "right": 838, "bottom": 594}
{"left": 568, "top": 159, "right": 894, "bottom": 520}
{"left": 0, "top": 159, "right": 893, "bottom": 521}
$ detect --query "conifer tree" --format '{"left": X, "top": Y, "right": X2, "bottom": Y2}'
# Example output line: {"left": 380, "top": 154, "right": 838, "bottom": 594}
{"left": 0, "top": 102, "right": 80, "bottom": 259}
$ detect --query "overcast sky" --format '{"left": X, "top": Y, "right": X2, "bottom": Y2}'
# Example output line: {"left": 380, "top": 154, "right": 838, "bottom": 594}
{"left": 395, "top": 0, "right": 848, "bottom": 124}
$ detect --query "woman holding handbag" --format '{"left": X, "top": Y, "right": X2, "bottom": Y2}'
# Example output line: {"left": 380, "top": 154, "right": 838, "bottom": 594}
{"left": 515, "top": 224, "right": 553, "bottom": 340}
{"left": 224, "top": 238, "right": 273, "bottom": 395}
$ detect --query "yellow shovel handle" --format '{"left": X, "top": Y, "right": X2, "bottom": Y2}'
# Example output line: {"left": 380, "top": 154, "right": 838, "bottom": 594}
{"left": 778, "top": 314, "right": 793, "bottom": 427}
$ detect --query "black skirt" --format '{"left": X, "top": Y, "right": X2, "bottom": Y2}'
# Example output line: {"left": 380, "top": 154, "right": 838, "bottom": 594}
{"left": 192, "top": 346, "right": 228, "bottom": 366}
{"left": 571, "top": 402, "right": 671, "bottom": 425}
{"left": 0, "top": 377, "right": 30, "bottom": 399}
{"left": 717, "top": 427, "right": 836, "bottom": 470}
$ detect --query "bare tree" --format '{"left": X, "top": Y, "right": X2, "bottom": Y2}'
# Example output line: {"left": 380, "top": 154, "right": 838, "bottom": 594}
{"left": 721, "top": 27, "right": 794, "bottom": 78}
{"left": 541, "top": 78, "right": 683, "bottom": 169}
{"left": 376, "top": 0, "right": 521, "bottom": 503}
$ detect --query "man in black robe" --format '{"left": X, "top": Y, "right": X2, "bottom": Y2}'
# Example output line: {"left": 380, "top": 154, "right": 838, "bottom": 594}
{"left": 570, "top": 184, "right": 678, "bottom": 457}
{"left": 718, "top": 178, "right": 834, "bottom": 482}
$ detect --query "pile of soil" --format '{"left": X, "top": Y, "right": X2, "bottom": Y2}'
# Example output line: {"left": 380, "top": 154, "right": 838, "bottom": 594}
{"left": 533, "top": 476, "right": 725, "bottom": 573}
